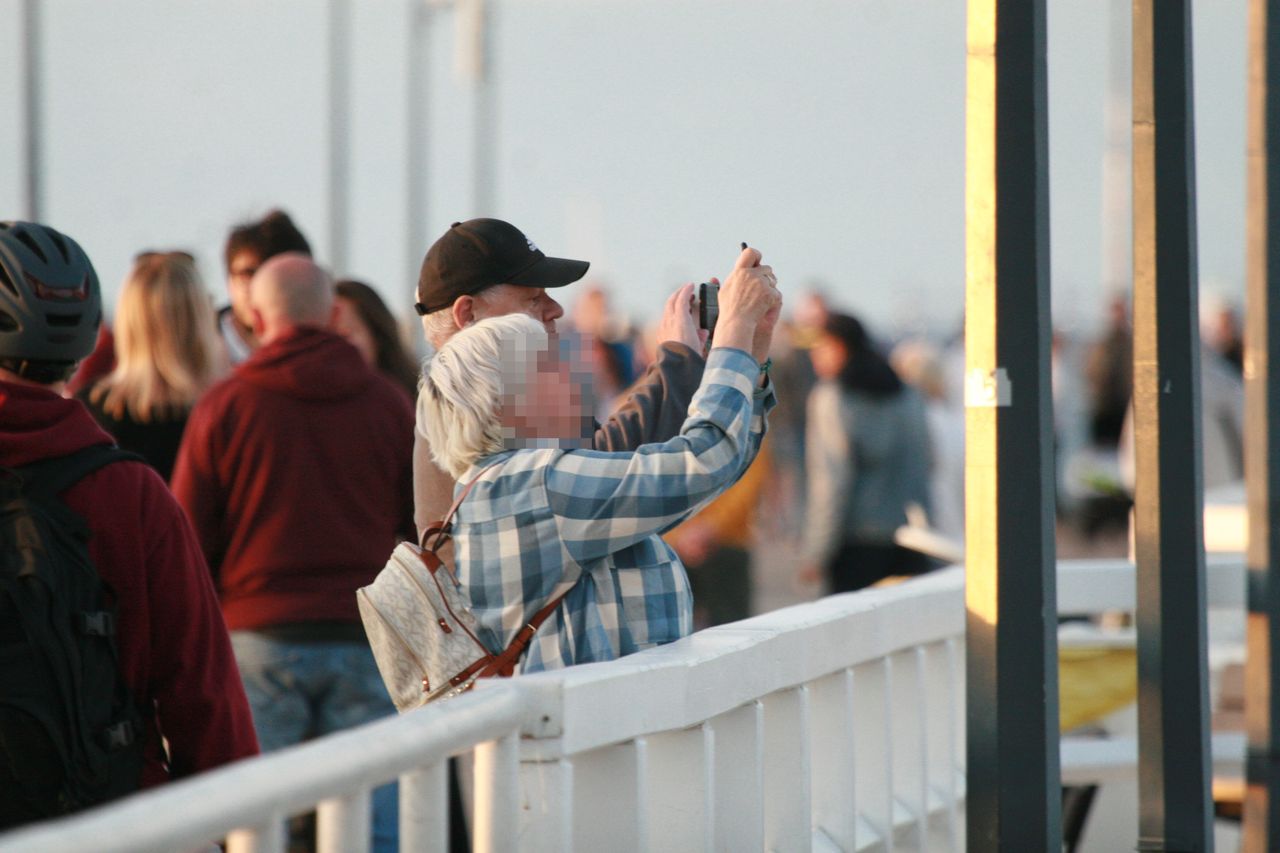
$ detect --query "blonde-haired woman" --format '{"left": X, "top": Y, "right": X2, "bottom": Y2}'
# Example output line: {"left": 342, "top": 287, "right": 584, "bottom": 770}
{"left": 80, "top": 252, "right": 223, "bottom": 480}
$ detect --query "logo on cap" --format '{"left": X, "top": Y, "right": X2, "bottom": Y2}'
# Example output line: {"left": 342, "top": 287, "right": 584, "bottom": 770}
{"left": 526, "top": 237, "right": 539, "bottom": 253}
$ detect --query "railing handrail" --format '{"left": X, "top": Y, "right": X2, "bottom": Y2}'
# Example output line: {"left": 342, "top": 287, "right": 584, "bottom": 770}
{"left": 513, "top": 566, "right": 966, "bottom": 758}
{"left": 0, "top": 686, "right": 531, "bottom": 853}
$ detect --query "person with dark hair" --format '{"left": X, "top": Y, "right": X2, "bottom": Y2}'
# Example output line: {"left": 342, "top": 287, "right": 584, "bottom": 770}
{"left": 333, "top": 279, "right": 420, "bottom": 401}
{"left": 800, "top": 312, "right": 934, "bottom": 593}
{"left": 0, "top": 222, "right": 258, "bottom": 825}
{"left": 220, "top": 209, "right": 312, "bottom": 365}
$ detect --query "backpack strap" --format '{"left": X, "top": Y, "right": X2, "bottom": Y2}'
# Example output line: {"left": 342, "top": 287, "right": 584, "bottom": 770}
{"left": 17, "top": 445, "right": 146, "bottom": 503}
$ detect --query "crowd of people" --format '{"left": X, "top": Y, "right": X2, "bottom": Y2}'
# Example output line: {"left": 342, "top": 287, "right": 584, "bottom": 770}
{"left": 0, "top": 212, "right": 783, "bottom": 850}
{"left": 1, "top": 203, "right": 1244, "bottom": 848}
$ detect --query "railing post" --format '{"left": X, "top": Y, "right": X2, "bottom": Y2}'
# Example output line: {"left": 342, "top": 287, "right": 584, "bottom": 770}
{"left": 226, "top": 819, "right": 286, "bottom": 853}
{"left": 473, "top": 732, "right": 519, "bottom": 853}
{"left": 964, "top": 0, "right": 1061, "bottom": 849}
{"left": 400, "top": 763, "right": 449, "bottom": 853}
{"left": 1131, "top": 0, "right": 1213, "bottom": 849}
{"left": 1245, "top": 0, "right": 1280, "bottom": 848}
{"left": 317, "top": 790, "right": 371, "bottom": 853}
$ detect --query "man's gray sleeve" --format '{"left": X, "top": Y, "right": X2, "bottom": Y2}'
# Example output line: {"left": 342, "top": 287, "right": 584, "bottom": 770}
{"left": 594, "top": 342, "right": 707, "bottom": 451}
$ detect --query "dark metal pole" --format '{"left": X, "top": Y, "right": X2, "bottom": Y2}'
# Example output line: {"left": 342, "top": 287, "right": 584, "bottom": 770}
{"left": 1244, "top": 0, "right": 1280, "bottom": 849}
{"left": 20, "top": 0, "right": 42, "bottom": 221}
{"left": 1131, "top": 1, "right": 1213, "bottom": 849}
{"left": 328, "top": 0, "right": 352, "bottom": 274}
{"left": 964, "top": 1, "right": 1060, "bottom": 849}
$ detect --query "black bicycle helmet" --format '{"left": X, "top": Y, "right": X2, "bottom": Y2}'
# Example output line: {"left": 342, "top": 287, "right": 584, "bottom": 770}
{"left": 0, "top": 221, "right": 101, "bottom": 364}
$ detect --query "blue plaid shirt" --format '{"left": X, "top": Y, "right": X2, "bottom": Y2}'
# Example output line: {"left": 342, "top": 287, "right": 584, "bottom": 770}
{"left": 452, "top": 346, "right": 774, "bottom": 672}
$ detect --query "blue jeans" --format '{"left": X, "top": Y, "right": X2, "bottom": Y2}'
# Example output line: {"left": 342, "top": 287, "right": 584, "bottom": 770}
{"left": 231, "top": 631, "right": 398, "bottom": 853}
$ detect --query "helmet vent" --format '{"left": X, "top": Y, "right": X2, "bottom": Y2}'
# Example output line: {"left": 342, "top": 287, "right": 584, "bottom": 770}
{"left": 0, "top": 264, "right": 14, "bottom": 296}
{"left": 14, "top": 230, "right": 47, "bottom": 263}
{"left": 46, "top": 312, "right": 81, "bottom": 328}
{"left": 0, "top": 310, "right": 17, "bottom": 332}
{"left": 47, "top": 230, "right": 70, "bottom": 263}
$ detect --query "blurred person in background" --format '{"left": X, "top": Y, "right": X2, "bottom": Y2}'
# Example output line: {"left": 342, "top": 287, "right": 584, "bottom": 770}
{"left": 1084, "top": 296, "right": 1132, "bottom": 449}
{"left": 65, "top": 322, "right": 116, "bottom": 397}
{"left": 800, "top": 313, "right": 933, "bottom": 593}
{"left": 665, "top": 441, "right": 772, "bottom": 628}
{"left": 760, "top": 290, "right": 825, "bottom": 532}
{"left": 219, "top": 209, "right": 312, "bottom": 366}
{"left": 334, "top": 278, "right": 420, "bottom": 401}
{"left": 571, "top": 284, "right": 638, "bottom": 420}
{"left": 890, "top": 339, "right": 964, "bottom": 544}
{"left": 1201, "top": 290, "right": 1244, "bottom": 375}
{"left": 80, "top": 252, "right": 222, "bottom": 481}
{"left": 172, "top": 254, "right": 413, "bottom": 853}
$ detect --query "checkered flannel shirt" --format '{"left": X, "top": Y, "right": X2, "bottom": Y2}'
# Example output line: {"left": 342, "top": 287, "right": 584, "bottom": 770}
{"left": 452, "top": 346, "right": 775, "bottom": 672}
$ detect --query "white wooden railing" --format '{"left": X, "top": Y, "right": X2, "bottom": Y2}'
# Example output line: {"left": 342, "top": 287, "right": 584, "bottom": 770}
{"left": 0, "top": 557, "right": 1250, "bottom": 853}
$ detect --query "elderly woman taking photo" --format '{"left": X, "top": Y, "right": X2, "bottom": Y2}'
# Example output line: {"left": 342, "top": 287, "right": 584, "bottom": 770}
{"left": 419, "top": 247, "right": 780, "bottom": 672}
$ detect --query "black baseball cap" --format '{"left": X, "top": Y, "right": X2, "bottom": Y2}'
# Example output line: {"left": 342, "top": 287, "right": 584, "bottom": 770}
{"left": 415, "top": 218, "right": 590, "bottom": 315}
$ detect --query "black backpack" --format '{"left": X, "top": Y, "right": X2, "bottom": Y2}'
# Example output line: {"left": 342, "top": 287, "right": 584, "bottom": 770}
{"left": 0, "top": 445, "right": 148, "bottom": 830}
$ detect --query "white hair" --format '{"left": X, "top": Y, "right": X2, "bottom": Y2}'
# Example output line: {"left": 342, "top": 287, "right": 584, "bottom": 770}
{"left": 420, "top": 312, "right": 551, "bottom": 479}
{"left": 421, "top": 308, "right": 458, "bottom": 351}
{"left": 420, "top": 285, "right": 500, "bottom": 351}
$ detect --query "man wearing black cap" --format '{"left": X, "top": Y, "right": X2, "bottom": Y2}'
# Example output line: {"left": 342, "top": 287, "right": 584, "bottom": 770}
{"left": 412, "top": 217, "right": 708, "bottom": 540}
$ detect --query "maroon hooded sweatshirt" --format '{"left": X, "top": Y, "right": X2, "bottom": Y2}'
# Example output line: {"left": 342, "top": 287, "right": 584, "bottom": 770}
{"left": 0, "top": 380, "right": 259, "bottom": 787}
{"left": 171, "top": 327, "right": 415, "bottom": 631}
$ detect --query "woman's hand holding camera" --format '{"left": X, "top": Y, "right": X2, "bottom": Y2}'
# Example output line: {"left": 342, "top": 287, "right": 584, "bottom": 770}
{"left": 714, "top": 246, "right": 782, "bottom": 363}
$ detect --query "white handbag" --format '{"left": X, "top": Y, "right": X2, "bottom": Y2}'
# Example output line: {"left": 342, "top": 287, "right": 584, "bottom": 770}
{"left": 358, "top": 470, "right": 567, "bottom": 711}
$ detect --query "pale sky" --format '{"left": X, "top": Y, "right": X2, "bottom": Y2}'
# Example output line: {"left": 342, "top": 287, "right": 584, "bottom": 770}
{"left": 0, "top": 0, "right": 1249, "bottom": 341}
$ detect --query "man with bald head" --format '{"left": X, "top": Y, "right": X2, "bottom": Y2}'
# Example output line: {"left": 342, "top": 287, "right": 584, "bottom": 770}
{"left": 172, "top": 254, "right": 413, "bottom": 852}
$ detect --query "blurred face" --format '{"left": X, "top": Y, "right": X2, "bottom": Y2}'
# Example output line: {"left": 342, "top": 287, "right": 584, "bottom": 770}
{"left": 333, "top": 296, "right": 376, "bottom": 366}
{"left": 502, "top": 342, "right": 593, "bottom": 444}
{"left": 475, "top": 284, "right": 565, "bottom": 333}
{"left": 810, "top": 333, "right": 848, "bottom": 381}
{"left": 227, "top": 250, "right": 262, "bottom": 327}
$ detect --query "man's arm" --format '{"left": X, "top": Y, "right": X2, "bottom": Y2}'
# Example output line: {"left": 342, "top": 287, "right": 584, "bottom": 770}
{"left": 594, "top": 282, "right": 711, "bottom": 451}
{"left": 594, "top": 341, "right": 705, "bottom": 451}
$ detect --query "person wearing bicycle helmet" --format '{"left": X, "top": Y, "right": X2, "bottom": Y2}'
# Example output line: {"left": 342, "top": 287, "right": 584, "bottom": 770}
{"left": 0, "top": 222, "right": 258, "bottom": 825}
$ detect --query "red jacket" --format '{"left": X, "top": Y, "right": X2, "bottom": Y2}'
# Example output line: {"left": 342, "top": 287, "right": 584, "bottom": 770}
{"left": 171, "top": 327, "right": 415, "bottom": 631}
{"left": 0, "top": 380, "right": 259, "bottom": 787}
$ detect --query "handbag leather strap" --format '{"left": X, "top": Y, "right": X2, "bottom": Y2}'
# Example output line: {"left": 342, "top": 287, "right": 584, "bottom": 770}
{"left": 444, "top": 589, "right": 572, "bottom": 688}
{"left": 420, "top": 464, "right": 496, "bottom": 551}
{"left": 480, "top": 589, "right": 572, "bottom": 678}
{"left": 420, "top": 459, "right": 573, "bottom": 681}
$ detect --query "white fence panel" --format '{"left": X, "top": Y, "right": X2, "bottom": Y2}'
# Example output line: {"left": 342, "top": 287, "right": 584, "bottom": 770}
{"left": 708, "top": 700, "right": 765, "bottom": 851}
{"left": 810, "top": 669, "right": 858, "bottom": 850}
{"left": 2, "top": 567, "right": 976, "bottom": 853}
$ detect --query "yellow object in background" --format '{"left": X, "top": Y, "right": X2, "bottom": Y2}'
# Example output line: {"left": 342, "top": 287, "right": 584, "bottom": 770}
{"left": 1058, "top": 646, "right": 1138, "bottom": 732}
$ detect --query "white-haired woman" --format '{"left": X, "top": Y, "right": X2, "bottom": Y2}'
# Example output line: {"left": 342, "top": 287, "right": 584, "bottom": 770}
{"left": 420, "top": 248, "right": 781, "bottom": 672}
